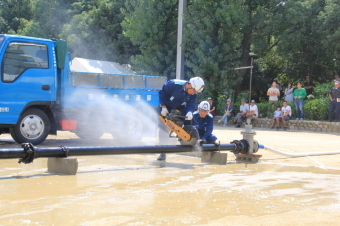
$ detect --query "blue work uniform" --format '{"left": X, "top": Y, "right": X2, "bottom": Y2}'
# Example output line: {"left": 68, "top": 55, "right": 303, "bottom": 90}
{"left": 158, "top": 79, "right": 198, "bottom": 144}
{"left": 158, "top": 80, "right": 198, "bottom": 114}
{"left": 192, "top": 111, "right": 217, "bottom": 144}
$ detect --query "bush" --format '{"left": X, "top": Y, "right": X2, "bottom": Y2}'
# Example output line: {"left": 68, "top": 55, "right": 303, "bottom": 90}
{"left": 256, "top": 102, "right": 269, "bottom": 118}
{"left": 313, "top": 82, "right": 333, "bottom": 99}
{"left": 304, "top": 98, "right": 330, "bottom": 120}
{"left": 216, "top": 95, "right": 227, "bottom": 115}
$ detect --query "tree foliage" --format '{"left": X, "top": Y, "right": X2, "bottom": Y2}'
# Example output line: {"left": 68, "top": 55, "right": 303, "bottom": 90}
{"left": 62, "top": 0, "right": 138, "bottom": 63}
{"left": 122, "top": 0, "right": 178, "bottom": 76}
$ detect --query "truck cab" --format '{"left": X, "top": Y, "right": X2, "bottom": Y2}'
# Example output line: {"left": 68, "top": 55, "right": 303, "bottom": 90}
{"left": 0, "top": 35, "right": 165, "bottom": 145}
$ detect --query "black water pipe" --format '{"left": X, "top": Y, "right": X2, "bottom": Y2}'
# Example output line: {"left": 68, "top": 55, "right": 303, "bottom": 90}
{"left": 0, "top": 143, "right": 242, "bottom": 160}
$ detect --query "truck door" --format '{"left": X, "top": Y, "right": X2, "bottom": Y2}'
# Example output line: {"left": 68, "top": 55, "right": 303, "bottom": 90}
{"left": 0, "top": 40, "right": 56, "bottom": 124}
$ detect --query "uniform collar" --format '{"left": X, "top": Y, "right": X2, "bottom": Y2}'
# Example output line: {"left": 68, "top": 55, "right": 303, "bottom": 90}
{"left": 182, "top": 83, "right": 187, "bottom": 91}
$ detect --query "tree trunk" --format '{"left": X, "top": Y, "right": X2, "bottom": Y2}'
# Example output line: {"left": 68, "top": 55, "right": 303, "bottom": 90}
{"left": 233, "top": 30, "right": 252, "bottom": 100}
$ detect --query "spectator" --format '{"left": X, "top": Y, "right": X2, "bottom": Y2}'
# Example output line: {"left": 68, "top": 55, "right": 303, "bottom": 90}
{"left": 234, "top": 99, "right": 249, "bottom": 128}
{"left": 333, "top": 73, "right": 340, "bottom": 82}
{"left": 304, "top": 75, "right": 315, "bottom": 96}
{"left": 279, "top": 101, "right": 292, "bottom": 131}
{"left": 293, "top": 81, "right": 307, "bottom": 120}
{"left": 267, "top": 81, "right": 280, "bottom": 118}
{"left": 270, "top": 106, "right": 282, "bottom": 130}
{"left": 284, "top": 82, "right": 294, "bottom": 103}
{"left": 328, "top": 81, "right": 340, "bottom": 122}
{"left": 247, "top": 100, "right": 259, "bottom": 119}
{"left": 218, "top": 99, "right": 234, "bottom": 127}
{"left": 207, "top": 97, "right": 216, "bottom": 116}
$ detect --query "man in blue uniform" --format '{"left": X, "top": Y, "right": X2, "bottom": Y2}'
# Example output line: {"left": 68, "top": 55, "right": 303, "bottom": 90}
{"left": 157, "top": 77, "right": 205, "bottom": 161}
{"left": 193, "top": 101, "right": 218, "bottom": 145}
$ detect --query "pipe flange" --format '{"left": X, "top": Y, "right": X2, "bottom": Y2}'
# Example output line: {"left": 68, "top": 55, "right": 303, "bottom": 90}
{"left": 230, "top": 139, "right": 249, "bottom": 154}
{"left": 239, "top": 139, "right": 250, "bottom": 154}
{"left": 19, "top": 143, "right": 36, "bottom": 164}
{"left": 60, "top": 146, "right": 69, "bottom": 157}
{"left": 253, "top": 140, "right": 259, "bottom": 153}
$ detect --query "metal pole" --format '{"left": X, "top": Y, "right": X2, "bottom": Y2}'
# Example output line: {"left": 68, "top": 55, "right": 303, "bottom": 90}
{"left": 249, "top": 57, "right": 253, "bottom": 107}
{"left": 176, "top": 0, "right": 187, "bottom": 80}
{"left": 234, "top": 59, "right": 256, "bottom": 154}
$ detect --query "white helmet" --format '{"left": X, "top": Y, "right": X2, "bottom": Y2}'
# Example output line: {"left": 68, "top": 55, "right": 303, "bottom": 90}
{"left": 198, "top": 101, "right": 210, "bottom": 112}
{"left": 189, "top": 77, "right": 205, "bottom": 93}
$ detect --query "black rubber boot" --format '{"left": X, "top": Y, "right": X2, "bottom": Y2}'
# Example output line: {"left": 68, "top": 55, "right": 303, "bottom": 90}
{"left": 157, "top": 153, "right": 166, "bottom": 161}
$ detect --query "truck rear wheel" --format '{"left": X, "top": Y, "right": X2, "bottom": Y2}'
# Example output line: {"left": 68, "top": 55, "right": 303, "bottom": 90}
{"left": 111, "top": 116, "right": 143, "bottom": 141}
{"left": 10, "top": 108, "right": 50, "bottom": 145}
{"left": 75, "top": 124, "right": 104, "bottom": 140}
{"left": 122, "top": 116, "right": 144, "bottom": 141}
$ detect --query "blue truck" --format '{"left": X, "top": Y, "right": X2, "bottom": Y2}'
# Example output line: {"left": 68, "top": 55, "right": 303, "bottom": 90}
{"left": 0, "top": 34, "right": 166, "bottom": 145}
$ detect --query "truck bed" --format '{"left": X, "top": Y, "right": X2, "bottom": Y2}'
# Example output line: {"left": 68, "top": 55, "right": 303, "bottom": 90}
{"left": 61, "top": 72, "right": 167, "bottom": 109}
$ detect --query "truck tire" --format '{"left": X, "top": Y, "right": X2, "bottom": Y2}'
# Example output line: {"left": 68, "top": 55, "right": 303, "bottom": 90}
{"left": 111, "top": 116, "right": 143, "bottom": 141}
{"left": 75, "top": 124, "right": 104, "bottom": 140}
{"left": 126, "top": 116, "right": 143, "bottom": 141}
{"left": 10, "top": 108, "right": 50, "bottom": 145}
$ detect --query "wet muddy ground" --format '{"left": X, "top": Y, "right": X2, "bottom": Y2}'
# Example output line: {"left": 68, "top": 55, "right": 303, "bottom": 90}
{"left": 0, "top": 126, "right": 340, "bottom": 225}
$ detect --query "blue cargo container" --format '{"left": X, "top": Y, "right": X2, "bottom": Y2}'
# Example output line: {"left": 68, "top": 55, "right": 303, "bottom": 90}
{"left": 0, "top": 35, "right": 166, "bottom": 144}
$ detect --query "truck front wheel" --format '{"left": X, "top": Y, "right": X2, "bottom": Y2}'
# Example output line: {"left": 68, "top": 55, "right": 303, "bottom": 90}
{"left": 10, "top": 108, "right": 50, "bottom": 145}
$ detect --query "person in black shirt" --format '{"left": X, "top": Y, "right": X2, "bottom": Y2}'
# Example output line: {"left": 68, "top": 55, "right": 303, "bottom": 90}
{"left": 304, "top": 75, "right": 315, "bottom": 96}
{"left": 328, "top": 81, "right": 340, "bottom": 122}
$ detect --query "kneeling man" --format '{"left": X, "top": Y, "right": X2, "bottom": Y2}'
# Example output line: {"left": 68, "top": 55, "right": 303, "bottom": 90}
{"left": 193, "top": 101, "right": 218, "bottom": 145}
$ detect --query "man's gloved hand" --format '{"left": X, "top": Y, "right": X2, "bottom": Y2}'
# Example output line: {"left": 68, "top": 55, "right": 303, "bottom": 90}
{"left": 199, "top": 139, "right": 207, "bottom": 146}
{"left": 185, "top": 111, "right": 193, "bottom": 120}
{"left": 161, "top": 107, "right": 169, "bottom": 116}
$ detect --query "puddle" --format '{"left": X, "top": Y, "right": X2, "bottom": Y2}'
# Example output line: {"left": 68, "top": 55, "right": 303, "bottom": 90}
{"left": 0, "top": 155, "right": 339, "bottom": 225}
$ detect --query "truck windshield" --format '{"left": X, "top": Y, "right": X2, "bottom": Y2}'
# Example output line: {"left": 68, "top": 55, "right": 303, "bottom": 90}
{"left": 0, "top": 36, "right": 4, "bottom": 49}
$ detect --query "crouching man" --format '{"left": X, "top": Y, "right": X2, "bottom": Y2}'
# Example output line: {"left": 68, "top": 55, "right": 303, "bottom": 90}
{"left": 193, "top": 101, "right": 218, "bottom": 145}
{"left": 157, "top": 77, "right": 205, "bottom": 161}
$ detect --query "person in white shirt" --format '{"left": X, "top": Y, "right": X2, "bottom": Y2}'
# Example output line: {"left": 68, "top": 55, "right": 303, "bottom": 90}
{"left": 278, "top": 101, "right": 292, "bottom": 131}
{"left": 247, "top": 100, "right": 258, "bottom": 119}
{"left": 234, "top": 99, "right": 249, "bottom": 128}
{"left": 267, "top": 81, "right": 280, "bottom": 118}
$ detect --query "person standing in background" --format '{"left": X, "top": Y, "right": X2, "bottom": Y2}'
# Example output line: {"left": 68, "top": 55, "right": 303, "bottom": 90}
{"left": 284, "top": 82, "right": 294, "bottom": 103}
{"left": 333, "top": 73, "right": 340, "bottom": 82}
{"left": 293, "top": 81, "right": 307, "bottom": 120}
{"left": 267, "top": 81, "right": 280, "bottom": 118}
{"left": 207, "top": 97, "right": 216, "bottom": 116}
{"left": 328, "top": 81, "right": 340, "bottom": 122}
{"left": 304, "top": 75, "right": 315, "bottom": 96}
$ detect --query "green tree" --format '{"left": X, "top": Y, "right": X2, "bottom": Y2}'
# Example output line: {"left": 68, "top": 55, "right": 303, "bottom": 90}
{"left": 62, "top": 0, "right": 138, "bottom": 63}
{"left": 319, "top": 0, "right": 340, "bottom": 73}
{"left": 184, "top": 0, "right": 249, "bottom": 101}
{"left": 253, "top": 0, "right": 337, "bottom": 85}
{"left": 0, "top": 0, "right": 33, "bottom": 34}
{"left": 122, "top": 0, "right": 178, "bottom": 76}
{"left": 19, "top": 0, "right": 75, "bottom": 38}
